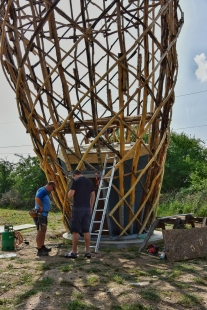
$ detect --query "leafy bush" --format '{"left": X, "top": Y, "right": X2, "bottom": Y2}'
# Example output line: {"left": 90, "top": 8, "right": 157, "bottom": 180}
{"left": 0, "top": 189, "right": 22, "bottom": 207}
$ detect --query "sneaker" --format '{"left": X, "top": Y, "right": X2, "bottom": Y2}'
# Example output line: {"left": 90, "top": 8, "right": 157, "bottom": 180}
{"left": 42, "top": 245, "right": 51, "bottom": 252}
{"left": 37, "top": 248, "right": 49, "bottom": 256}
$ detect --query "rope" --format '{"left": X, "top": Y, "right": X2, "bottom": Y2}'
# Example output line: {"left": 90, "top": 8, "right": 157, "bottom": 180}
{"left": 14, "top": 231, "right": 24, "bottom": 247}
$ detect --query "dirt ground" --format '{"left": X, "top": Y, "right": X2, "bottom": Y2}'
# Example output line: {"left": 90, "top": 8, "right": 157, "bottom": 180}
{"left": 1, "top": 226, "right": 207, "bottom": 310}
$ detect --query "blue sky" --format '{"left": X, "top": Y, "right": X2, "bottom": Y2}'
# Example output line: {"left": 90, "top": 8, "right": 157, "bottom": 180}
{"left": 172, "top": 0, "right": 207, "bottom": 143}
{"left": 0, "top": 0, "right": 206, "bottom": 162}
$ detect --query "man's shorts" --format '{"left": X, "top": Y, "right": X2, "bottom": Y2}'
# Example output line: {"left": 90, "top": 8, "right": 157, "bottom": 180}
{"left": 33, "top": 215, "right": 48, "bottom": 230}
{"left": 71, "top": 207, "right": 91, "bottom": 233}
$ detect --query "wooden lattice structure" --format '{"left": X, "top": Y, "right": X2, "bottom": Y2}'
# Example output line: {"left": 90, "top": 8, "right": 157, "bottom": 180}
{"left": 0, "top": 0, "right": 183, "bottom": 236}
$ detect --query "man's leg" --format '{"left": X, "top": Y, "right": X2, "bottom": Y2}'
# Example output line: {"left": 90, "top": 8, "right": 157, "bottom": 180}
{"left": 84, "top": 232, "right": 91, "bottom": 253}
{"left": 36, "top": 225, "right": 47, "bottom": 249}
{"left": 72, "top": 232, "right": 79, "bottom": 253}
{"left": 82, "top": 209, "right": 91, "bottom": 253}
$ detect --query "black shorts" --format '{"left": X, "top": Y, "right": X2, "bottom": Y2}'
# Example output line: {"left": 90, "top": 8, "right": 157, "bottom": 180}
{"left": 86, "top": 130, "right": 95, "bottom": 139}
{"left": 34, "top": 215, "right": 48, "bottom": 230}
{"left": 71, "top": 207, "right": 91, "bottom": 233}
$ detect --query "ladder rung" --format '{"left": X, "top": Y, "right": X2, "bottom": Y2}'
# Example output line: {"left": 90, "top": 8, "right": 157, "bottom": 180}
{"left": 89, "top": 154, "right": 116, "bottom": 254}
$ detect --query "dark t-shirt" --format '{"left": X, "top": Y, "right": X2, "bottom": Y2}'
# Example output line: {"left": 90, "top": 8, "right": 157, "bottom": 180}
{"left": 71, "top": 176, "right": 94, "bottom": 208}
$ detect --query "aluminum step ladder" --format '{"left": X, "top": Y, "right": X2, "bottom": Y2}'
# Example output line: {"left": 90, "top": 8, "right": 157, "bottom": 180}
{"left": 89, "top": 154, "right": 117, "bottom": 253}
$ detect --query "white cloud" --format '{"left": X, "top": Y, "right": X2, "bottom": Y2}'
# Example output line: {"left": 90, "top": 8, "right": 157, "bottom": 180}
{"left": 194, "top": 53, "right": 207, "bottom": 82}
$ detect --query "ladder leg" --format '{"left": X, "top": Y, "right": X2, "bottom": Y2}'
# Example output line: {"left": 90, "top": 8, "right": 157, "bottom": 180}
{"left": 90, "top": 154, "right": 117, "bottom": 253}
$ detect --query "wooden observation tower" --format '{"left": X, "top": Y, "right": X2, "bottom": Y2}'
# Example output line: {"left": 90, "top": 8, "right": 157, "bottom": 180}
{"left": 0, "top": 1, "right": 183, "bottom": 237}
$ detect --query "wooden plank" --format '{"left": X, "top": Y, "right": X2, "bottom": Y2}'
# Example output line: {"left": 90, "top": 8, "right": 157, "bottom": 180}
{"left": 202, "top": 217, "right": 207, "bottom": 227}
{"left": 0, "top": 224, "right": 36, "bottom": 234}
{"left": 58, "top": 143, "right": 149, "bottom": 165}
{"left": 138, "top": 218, "right": 160, "bottom": 253}
{"left": 40, "top": 114, "right": 154, "bottom": 133}
{"left": 163, "top": 227, "right": 207, "bottom": 262}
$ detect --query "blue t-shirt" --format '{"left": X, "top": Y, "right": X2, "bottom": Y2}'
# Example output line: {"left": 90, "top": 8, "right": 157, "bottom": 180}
{"left": 71, "top": 176, "right": 94, "bottom": 208}
{"left": 35, "top": 187, "right": 51, "bottom": 217}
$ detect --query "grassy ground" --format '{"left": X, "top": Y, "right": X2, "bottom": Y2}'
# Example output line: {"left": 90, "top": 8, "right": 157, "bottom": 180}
{"left": 0, "top": 207, "right": 207, "bottom": 310}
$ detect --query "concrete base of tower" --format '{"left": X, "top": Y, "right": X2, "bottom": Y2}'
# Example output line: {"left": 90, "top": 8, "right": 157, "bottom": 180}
{"left": 62, "top": 230, "right": 163, "bottom": 249}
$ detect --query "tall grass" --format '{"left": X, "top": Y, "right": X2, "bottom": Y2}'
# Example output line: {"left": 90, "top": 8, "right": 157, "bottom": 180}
{"left": 158, "top": 189, "right": 207, "bottom": 217}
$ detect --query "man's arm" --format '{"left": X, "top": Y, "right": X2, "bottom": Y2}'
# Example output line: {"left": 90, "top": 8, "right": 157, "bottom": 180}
{"left": 104, "top": 131, "right": 110, "bottom": 142}
{"left": 68, "top": 189, "right": 75, "bottom": 198}
{"left": 90, "top": 191, "right": 95, "bottom": 213}
{"left": 35, "top": 197, "right": 43, "bottom": 212}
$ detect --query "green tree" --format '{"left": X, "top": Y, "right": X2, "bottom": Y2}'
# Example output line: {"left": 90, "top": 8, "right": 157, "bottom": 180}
{"left": 0, "top": 159, "right": 15, "bottom": 197}
{"left": 8, "top": 156, "right": 47, "bottom": 206}
{"left": 162, "top": 132, "right": 207, "bottom": 191}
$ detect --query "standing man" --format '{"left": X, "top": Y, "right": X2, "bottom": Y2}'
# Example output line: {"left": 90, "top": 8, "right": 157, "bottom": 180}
{"left": 34, "top": 180, "right": 56, "bottom": 256}
{"left": 65, "top": 170, "right": 95, "bottom": 259}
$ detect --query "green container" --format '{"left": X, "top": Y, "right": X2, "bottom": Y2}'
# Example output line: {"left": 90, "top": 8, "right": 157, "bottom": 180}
{"left": 1, "top": 225, "right": 15, "bottom": 251}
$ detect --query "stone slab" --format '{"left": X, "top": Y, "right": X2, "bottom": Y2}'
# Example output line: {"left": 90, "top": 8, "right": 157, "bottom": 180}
{"left": 0, "top": 253, "right": 17, "bottom": 259}
{"left": 163, "top": 227, "right": 207, "bottom": 262}
{"left": 0, "top": 224, "right": 36, "bottom": 234}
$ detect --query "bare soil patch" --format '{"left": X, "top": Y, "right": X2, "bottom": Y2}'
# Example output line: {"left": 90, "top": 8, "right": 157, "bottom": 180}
{"left": 1, "top": 226, "right": 207, "bottom": 310}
